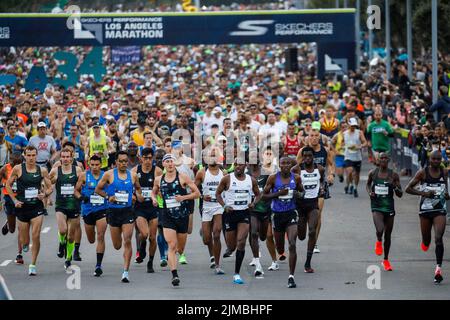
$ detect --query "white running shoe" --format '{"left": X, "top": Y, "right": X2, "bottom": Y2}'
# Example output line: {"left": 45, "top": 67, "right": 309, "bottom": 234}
{"left": 28, "top": 264, "right": 36, "bottom": 276}
{"left": 313, "top": 245, "right": 321, "bottom": 254}
{"left": 215, "top": 267, "right": 225, "bottom": 275}
{"left": 268, "top": 261, "right": 279, "bottom": 271}
{"left": 249, "top": 257, "right": 257, "bottom": 266}
{"left": 254, "top": 262, "right": 264, "bottom": 277}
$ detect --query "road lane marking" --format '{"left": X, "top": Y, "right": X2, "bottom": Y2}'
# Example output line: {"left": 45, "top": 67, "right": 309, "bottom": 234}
{"left": 41, "top": 227, "right": 51, "bottom": 234}
{"left": 0, "top": 260, "right": 12, "bottom": 267}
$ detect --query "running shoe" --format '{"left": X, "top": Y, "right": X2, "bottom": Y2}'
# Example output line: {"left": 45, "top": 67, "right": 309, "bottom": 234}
{"left": 287, "top": 276, "right": 297, "bottom": 288}
{"left": 135, "top": 251, "right": 144, "bottom": 264}
{"left": 121, "top": 271, "right": 130, "bottom": 283}
{"left": 94, "top": 266, "right": 103, "bottom": 277}
{"left": 313, "top": 245, "right": 321, "bottom": 254}
{"left": 57, "top": 242, "right": 65, "bottom": 258}
{"left": 353, "top": 189, "right": 359, "bottom": 198}
{"left": 349, "top": 185, "right": 354, "bottom": 194}
{"left": 421, "top": 242, "right": 429, "bottom": 252}
{"left": 64, "top": 260, "right": 72, "bottom": 273}
{"left": 304, "top": 267, "right": 315, "bottom": 273}
{"left": 179, "top": 253, "right": 188, "bottom": 265}
{"left": 160, "top": 257, "right": 168, "bottom": 267}
{"left": 254, "top": 263, "right": 264, "bottom": 277}
{"left": 339, "top": 176, "right": 344, "bottom": 183}
{"left": 382, "top": 259, "right": 393, "bottom": 271}
{"left": 73, "top": 250, "right": 82, "bottom": 262}
{"left": 278, "top": 253, "right": 287, "bottom": 261}
{"left": 215, "top": 267, "right": 225, "bottom": 275}
{"left": 209, "top": 256, "right": 215, "bottom": 269}
{"left": 233, "top": 274, "right": 244, "bottom": 285}
{"left": 344, "top": 186, "right": 349, "bottom": 194}
{"left": 249, "top": 257, "right": 257, "bottom": 266}
{"left": 268, "top": 261, "right": 279, "bottom": 271}
{"left": 22, "top": 244, "right": 29, "bottom": 253}
{"left": 434, "top": 266, "right": 443, "bottom": 284}
{"left": 28, "top": 264, "right": 36, "bottom": 276}
{"left": 147, "top": 261, "right": 154, "bottom": 273}
{"left": 223, "top": 248, "right": 234, "bottom": 258}
{"left": 15, "top": 254, "right": 24, "bottom": 265}
{"left": 43, "top": 209, "right": 48, "bottom": 216}
{"left": 375, "top": 241, "right": 383, "bottom": 256}
{"left": 1, "top": 222, "right": 8, "bottom": 235}
{"left": 172, "top": 276, "right": 180, "bottom": 286}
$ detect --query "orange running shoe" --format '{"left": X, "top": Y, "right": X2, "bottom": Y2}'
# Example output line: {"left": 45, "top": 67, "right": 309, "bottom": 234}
{"left": 421, "top": 243, "right": 429, "bottom": 252}
{"left": 375, "top": 241, "right": 383, "bottom": 256}
{"left": 382, "top": 260, "right": 393, "bottom": 271}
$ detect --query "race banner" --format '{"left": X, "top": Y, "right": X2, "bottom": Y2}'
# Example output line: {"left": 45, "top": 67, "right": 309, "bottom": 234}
{"left": 111, "top": 46, "right": 142, "bottom": 64}
{"left": 0, "top": 10, "right": 355, "bottom": 46}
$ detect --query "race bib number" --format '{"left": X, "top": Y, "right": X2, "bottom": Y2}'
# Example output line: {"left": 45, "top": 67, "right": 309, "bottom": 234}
{"left": 61, "top": 185, "right": 74, "bottom": 196}
{"left": 279, "top": 189, "right": 294, "bottom": 200}
{"left": 141, "top": 188, "right": 152, "bottom": 199}
{"left": 166, "top": 197, "right": 181, "bottom": 209}
{"left": 375, "top": 185, "right": 389, "bottom": 196}
{"left": 234, "top": 191, "right": 249, "bottom": 206}
{"left": 421, "top": 198, "right": 436, "bottom": 211}
{"left": 90, "top": 194, "right": 104, "bottom": 205}
{"left": 115, "top": 192, "right": 129, "bottom": 203}
{"left": 425, "top": 185, "right": 444, "bottom": 195}
{"left": 75, "top": 152, "right": 80, "bottom": 159}
{"left": 12, "top": 182, "right": 17, "bottom": 192}
{"left": 304, "top": 184, "right": 317, "bottom": 190}
{"left": 208, "top": 187, "right": 217, "bottom": 202}
{"left": 25, "top": 188, "right": 38, "bottom": 199}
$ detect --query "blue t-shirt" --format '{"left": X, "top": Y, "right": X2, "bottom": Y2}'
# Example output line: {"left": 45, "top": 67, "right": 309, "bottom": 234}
{"left": 6, "top": 135, "right": 28, "bottom": 153}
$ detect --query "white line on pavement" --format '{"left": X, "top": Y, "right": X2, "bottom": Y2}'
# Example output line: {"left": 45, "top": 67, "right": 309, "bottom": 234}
{"left": 0, "top": 260, "right": 12, "bottom": 267}
{"left": 41, "top": 227, "right": 51, "bottom": 234}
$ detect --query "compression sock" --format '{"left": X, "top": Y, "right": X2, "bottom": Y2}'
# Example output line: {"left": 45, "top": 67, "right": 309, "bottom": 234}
{"left": 96, "top": 253, "right": 104, "bottom": 267}
{"left": 66, "top": 241, "right": 75, "bottom": 261}
{"left": 157, "top": 234, "right": 166, "bottom": 258}
{"left": 171, "top": 270, "right": 179, "bottom": 278}
{"left": 436, "top": 243, "right": 444, "bottom": 266}
{"left": 58, "top": 232, "right": 66, "bottom": 245}
{"left": 139, "top": 239, "right": 147, "bottom": 256}
{"left": 74, "top": 243, "right": 80, "bottom": 254}
{"left": 305, "top": 251, "right": 313, "bottom": 268}
{"left": 235, "top": 250, "right": 245, "bottom": 274}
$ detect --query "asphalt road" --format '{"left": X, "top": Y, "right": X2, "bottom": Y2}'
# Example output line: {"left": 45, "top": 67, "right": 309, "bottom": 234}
{"left": 1, "top": 164, "right": 450, "bottom": 300}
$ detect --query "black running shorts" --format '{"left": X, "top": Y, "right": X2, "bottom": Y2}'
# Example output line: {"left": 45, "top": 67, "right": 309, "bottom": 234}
{"left": 272, "top": 210, "right": 298, "bottom": 233}
{"left": 107, "top": 208, "right": 135, "bottom": 228}
{"left": 16, "top": 201, "right": 45, "bottom": 223}
{"left": 223, "top": 210, "right": 250, "bottom": 232}
{"left": 83, "top": 210, "right": 107, "bottom": 226}
{"left": 160, "top": 210, "right": 189, "bottom": 234}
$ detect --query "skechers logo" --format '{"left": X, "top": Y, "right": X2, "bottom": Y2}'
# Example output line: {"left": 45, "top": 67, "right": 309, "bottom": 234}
{"left": 230, "top": 20, "right": 274, "bottom": 36}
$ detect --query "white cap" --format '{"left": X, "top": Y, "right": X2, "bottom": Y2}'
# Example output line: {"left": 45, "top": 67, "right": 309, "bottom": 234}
{"left": 348, "top": 117, "right": 358, "bottom": 127}
{"left": 3, "top": 107, "right": 10, "bottom": 113}
{"left": 37, "top": 122, "right": 47, "bottom": 128}
{"left": 213, "top": 107, "right": 222, "bottom": 113}
{"left": 126, "top": 89, "right": 134, "bottom": 95}
{"left": 100, "top": 104, "right": 108, "bottom": 110}
{"left": 343, "top": 92, "right": 351, "bottom": 98}
{"left": 217, "top": 135, "right": 227, "bottom": 142}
